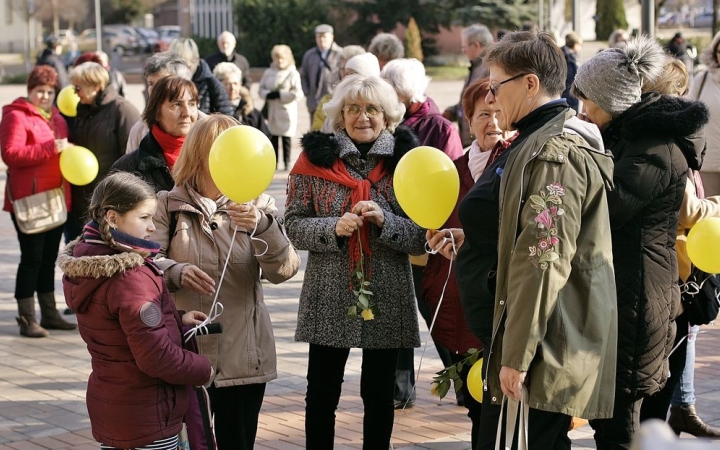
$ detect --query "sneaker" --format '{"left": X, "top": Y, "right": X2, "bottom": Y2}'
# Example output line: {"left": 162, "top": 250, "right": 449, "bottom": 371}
{"left": 394, "top": 398, "right": 415, "bottom": 410}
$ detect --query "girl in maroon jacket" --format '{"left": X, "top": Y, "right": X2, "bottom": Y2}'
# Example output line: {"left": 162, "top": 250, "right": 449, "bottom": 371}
{"left": 58, "top": 172, "right": 213, "bottom": 450}
{"left": 0, "top": 65, "right": 76, "bottom": 337}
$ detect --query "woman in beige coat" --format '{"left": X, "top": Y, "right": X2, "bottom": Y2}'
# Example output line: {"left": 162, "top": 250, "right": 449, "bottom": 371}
{"left": 152, "top": 115, "right": 300, "bottom": 450}
{"left": 259, "top": 44, "right": 304, "bottom": 171}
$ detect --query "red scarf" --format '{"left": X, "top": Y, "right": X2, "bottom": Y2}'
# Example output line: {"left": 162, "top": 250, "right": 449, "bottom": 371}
{"left": 290, "top": 151, "right": 389, "bottom": 270}
{"left": 152, "top": 124, "right": 185, "bottom": 171}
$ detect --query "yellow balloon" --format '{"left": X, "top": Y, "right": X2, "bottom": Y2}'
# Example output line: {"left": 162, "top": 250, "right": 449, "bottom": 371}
{"left": 57, "top": 86, "right": 80, "bottom": 117}
{"left": 394, "top": 146, "right": 460, "bottom": 229}
{"left": 208, "top": 126, "right": 276, "bottom": 204}
{"left": 687, "top": 217, "right": 720, "bottom": 274}
{"left": 60, "top": 146, "right": 99, "bottom": 186}
{"left": 467, "top": 358, "right": 484, "bottom": 403}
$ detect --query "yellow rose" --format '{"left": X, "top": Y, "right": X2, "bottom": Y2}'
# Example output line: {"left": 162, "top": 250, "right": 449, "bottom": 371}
{"left": 430, "top": 383, "right": 440, "bottom": 397}
{"left": 361, "top": 309, "right": 375, "bottom": 321}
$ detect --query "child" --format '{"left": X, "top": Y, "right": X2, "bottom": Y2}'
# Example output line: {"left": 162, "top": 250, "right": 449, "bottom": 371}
{"left": 258, "top": 44, "right": 304, "bottom": 170}
{"left": 58, "top": 172, "right": 213, "bottom": 450}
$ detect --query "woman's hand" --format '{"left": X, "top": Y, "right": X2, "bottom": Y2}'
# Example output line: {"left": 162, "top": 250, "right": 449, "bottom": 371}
{"left": 182, "top": 310, "right": 208, "bottom": 326}
{"left": 499, "top": 366, "right": 527, "bottom": 401}
{"left": 181, "top": 265, "right": 216, "bottom": 295}
{"left": 335, "top": 212, "right": 363, "bottom": 237}
{"left": 426, "top": 228, "right": 465, "bottom": 260}
{"left": 55, "top": 138, "right": 70, "bottom": 153}
{"left": 353, "top": 201, "right": 385, "bottom": 228}
{"left": 227, "top": 202, "right": 260, "bottom": 230}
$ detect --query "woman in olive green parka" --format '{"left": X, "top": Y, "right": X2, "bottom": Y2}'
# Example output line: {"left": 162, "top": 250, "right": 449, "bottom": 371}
{"left": 483, "top": 31, "right": 618, "bottom": 447}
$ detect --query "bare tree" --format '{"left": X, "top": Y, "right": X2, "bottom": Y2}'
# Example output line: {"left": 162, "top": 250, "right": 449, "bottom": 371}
{"left": 60, "top": 0, "right": 90, "bottom": 31}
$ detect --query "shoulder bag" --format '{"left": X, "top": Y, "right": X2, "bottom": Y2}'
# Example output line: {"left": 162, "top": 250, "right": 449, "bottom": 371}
{"left": 8, "top": 176, "right": 67, "bottom": 235}
{"left": 681, "top": 268, "right": 720, "bottom": 326}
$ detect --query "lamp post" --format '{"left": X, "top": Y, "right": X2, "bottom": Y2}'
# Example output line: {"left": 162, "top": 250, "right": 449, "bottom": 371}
{"left": 95, "top": 0, "right": 101, "bottom": 51}
{"left": 641, "top": 0, "right": 655, "bottom": 38}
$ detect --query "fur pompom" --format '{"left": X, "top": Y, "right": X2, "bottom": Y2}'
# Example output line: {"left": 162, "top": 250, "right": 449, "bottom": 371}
{"left": 624, "top": 35, "right": 666, "bottom": 85}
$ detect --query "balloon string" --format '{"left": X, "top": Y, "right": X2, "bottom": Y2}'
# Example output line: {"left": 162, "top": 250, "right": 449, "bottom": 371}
{"left": 184, "top": 227, "right": 236, "bottom": 343}
{"left": 248, "top": 208, "right": 269, "bottom": 257}
{"left": 395, "top": 232, "right": 457, "bottom": 418}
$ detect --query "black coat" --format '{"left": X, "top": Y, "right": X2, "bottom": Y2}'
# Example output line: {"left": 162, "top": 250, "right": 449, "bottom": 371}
{"left": 204, "top": 51, "right": 251, "bottom": 88}
{"left": 192, "top": 59, "right": 233, "bottom": 116}
{"left": 232, "top": 99, "right": 271, "bottom": 139}
{"left": 603, "top": 93, "right": 708, "bottom": 399}
{"left": 110, "top": 131, "right": 174, "bottom": 194}
{"left": 37, "top": 49, "right": 69, "bottom": 89}
{"left": 561, "top": 46, "right": 579, "bottom": 112}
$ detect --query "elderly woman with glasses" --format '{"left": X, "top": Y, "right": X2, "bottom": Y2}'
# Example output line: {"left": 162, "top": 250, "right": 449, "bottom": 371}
{"left": 67, "top": 61, "right": 140, "bottom": 241}
{"left": 284, "top": 74, "right": 425, "bottom": 449}
{"left": 480, "top": 31, "right": 618, "bottom": 448}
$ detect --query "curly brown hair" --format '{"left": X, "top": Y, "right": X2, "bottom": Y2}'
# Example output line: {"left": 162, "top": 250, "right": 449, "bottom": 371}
{"left": 27, "top": 65, "right": 59, "bottom": 92}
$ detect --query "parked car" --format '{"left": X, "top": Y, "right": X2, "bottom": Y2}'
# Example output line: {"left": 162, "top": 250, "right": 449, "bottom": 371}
{"left": 153, "top": 25, "right": 181, "bottom": 52}
{"left": 658, "top": 12, "right": 681, "bottom": 27}
{"left": 76, "top": 26, "right": 143, "bottom": 56}
{"left": 691, "top": 12, "right": 717, "bottom": 28}
{"left": 135, "top": 27, "right": 158, "bottom": 53}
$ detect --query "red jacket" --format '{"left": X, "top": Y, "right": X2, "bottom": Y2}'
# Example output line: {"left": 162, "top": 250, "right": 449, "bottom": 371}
{"left": 0, "top": 98, "right": 71, "bottom": 212}
{"left": 58, "top": 240, "right": 212, "bottom": 449}
{"left": 421, "top": 152, "right": 482, "bottom": 354}
{"left": 403, "top": 97, "right": 464, "bottom": 161}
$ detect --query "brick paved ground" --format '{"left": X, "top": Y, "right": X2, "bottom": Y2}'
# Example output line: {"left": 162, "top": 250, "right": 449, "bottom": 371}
{"left": 0, "top": 70, "right": 719, "bottom": 449}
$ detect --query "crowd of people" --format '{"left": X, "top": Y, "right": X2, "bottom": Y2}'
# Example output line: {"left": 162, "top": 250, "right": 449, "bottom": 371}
{"left": 2, "top": 19, "right": 720, "bottom": 450}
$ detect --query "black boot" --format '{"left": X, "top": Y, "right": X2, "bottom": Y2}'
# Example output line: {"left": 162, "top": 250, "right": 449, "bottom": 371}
{"left": 38, "top": 292, "right": 77, "bottom": 330}
{"left": 16, "top": 297, "right": 49, "bottom": 338}
{"left": 668, "top": 404, "right": 720, "bottom": 437}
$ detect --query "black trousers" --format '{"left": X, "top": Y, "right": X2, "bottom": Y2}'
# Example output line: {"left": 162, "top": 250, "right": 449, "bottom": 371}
{"left": 395, "top": 265, "right": 454, "bottom": 403}
{"left": 270, "top": 135, "right": 292, "bottom": 169}
{"left": 11, "top": 214, "right": 64, "bottom": 299}
{"left": 305, "top": 343, "right": 399, "bottom": 450}
{"left": 207, "top": 382, "right": 266, "bottom": 450}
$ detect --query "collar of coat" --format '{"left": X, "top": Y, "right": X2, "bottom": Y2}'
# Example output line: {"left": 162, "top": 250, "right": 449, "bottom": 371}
{"left": 136, "top": 131, "right": 167, "bottom": 171}
{"left": 57, "top": 238, "right": 147, "bottom": 279}
{"left": 299, "top": 126, "right": 419, "bottom": 173}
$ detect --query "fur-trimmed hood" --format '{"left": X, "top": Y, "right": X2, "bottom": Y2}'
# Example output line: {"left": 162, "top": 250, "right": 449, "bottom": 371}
{"left": 605, "top": 92, "right": 709, "bottom": 170}
{"left": 58, "top": 239, "right": 147, "bottom": 313}
{"left": 299, "top": 125, "right": 419, "bottom": 173}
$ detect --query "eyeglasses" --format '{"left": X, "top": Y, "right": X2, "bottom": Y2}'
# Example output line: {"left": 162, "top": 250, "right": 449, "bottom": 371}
{"left": 489, "top": 73, "right": 530, "bottom": 97}
{"left": 343, "top": 104, "right": 383, "bottom": 118}
{"left": 73, "top": 85, "right": 82, "bottom": 93}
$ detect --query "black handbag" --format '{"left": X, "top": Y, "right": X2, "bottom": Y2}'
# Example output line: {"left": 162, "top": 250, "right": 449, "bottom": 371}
{"left": 681, "top": 267, "right": 720, "bottom": 326}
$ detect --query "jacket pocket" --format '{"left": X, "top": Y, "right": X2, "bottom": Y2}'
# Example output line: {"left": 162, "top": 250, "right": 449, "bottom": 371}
{"left": 231, "top": 238, "right": 255, "bottom": 264}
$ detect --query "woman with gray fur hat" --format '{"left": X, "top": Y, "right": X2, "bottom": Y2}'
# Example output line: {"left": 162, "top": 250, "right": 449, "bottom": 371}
{"left": 573, "top": 35, "right": 709, "bottom": 449}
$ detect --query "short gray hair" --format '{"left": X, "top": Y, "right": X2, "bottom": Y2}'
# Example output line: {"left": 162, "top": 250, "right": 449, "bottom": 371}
{"left": 213, "top": 62, "right": 242, "bottom": 82}
{"left": 381, "top": 58, "right": 429, "bottom": 104}
{"left": 340, "top": 45, "right": 367, "bottom": 65}
{"left": 217, "top": 31, "right": 236, "bottom": 45}
{"left": 324, "top": 75, "right": 406, "bottom": 133}
{"left": 462, "top": 24, "right": 494, "bottom": 47}
{"left": 143, "top": 52, "right": 192, "bottom": 80}
{"left": 368, "top": 33, "right": 404, "bottom": 62}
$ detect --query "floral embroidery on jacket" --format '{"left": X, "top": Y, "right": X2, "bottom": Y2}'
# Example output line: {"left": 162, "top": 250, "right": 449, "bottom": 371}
{"left": 527, "top": 182, "right": 565, "bottom": 270}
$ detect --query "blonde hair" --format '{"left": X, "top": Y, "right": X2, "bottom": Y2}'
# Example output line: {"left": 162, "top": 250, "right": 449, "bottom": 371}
{"left": 642, "top": 57, "right": 689, "bottom": 96}
{"left": 173, "top": 114, "right": 241, "bottom": 190}
{"left": 323, "top": 74, "right": 405, "bottom": 133}
{"left": 271, "top": 45, "right": 295, "bottom": 66}
{"left": 70, "top": 61, "right": 110, "bottom": 90}
{"left": 169, "top": 38, "right": 200, "bottom": 72}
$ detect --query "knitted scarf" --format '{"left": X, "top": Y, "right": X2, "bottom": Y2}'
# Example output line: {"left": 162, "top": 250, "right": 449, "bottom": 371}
{"left": 290, "top": 151, "right": 389, "bottom": 273}
{"left": 82, "top": 221, "right": 161, "bottom": 258}
{"left": 152, "top": 124, "right": 185, "bottom": 171}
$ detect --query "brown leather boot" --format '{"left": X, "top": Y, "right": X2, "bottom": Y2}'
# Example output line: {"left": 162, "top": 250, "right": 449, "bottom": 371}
{"left": 668, "top": 404, "right": 720, "bottom": 437}
{"left": 38, "top": 292, "right": 77, "bottom": 330}
{"left": 16, "top": 297, "right": 49, "bottom": 338}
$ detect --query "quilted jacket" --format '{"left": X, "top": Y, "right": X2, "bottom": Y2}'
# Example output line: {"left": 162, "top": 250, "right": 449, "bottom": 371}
{"left": 602, "top": 93, "right": 708, "bottom": 398}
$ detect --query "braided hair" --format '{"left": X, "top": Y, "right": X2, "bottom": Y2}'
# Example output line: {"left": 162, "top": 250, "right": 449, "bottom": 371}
{"left": 86, "top": 172, "right": 157, "bottom": 252}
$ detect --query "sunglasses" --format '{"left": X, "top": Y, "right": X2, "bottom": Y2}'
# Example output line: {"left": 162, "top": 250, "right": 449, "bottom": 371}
{"left": 489, "top": 73, "right": 530, "bottom": 97}
{"left": 73, "top": 85, "right": 82, "bottom": 93}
